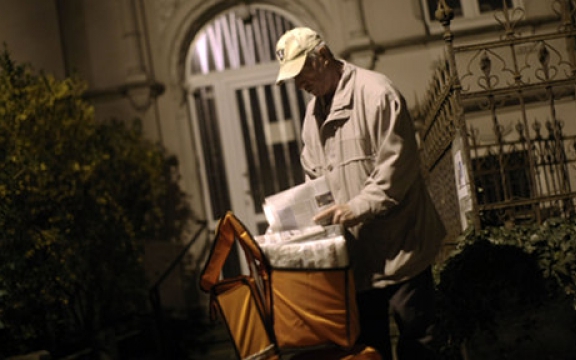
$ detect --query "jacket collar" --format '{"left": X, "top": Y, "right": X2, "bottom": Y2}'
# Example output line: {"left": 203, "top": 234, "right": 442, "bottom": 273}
{"left": 313, "top": 61, "right": 355, "bottom": 124}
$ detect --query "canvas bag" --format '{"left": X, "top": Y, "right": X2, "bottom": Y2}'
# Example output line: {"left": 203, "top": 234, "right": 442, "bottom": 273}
{"left": 255, "top": 226, "right": 361, "bottom": 350}
{"left": 271, "top": 268, "right": 359, "bottom": 350}
{"left": 199, "top": 212, "right": 279, "bottom": 360}
{"left": 201, "top": 212, "right": 360, "bottom": 356}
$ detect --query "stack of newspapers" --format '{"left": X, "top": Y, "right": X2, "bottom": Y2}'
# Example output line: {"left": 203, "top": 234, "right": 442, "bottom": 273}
{"left": 255, "top": 176, "right": 348, "bottom": 269}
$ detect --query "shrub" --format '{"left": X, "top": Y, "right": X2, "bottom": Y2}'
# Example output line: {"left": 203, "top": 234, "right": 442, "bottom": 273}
{"left": 0, "top": 48, "right": 192, "bottom": 357}
{"left": 434, "top": 218, "right": 576, "bottom": 358}
{"left": 435, "top": 238, "right": 547, "bottom": 343}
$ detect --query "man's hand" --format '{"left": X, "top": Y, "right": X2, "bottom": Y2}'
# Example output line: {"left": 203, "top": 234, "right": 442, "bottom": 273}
{"left": 313, "top": 204, "right": 361, "bottom": 228}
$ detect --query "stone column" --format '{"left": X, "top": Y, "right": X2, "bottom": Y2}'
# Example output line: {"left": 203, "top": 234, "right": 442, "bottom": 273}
{"left": 341, "top": 0, "right": 375, "bottom": 69}
{"left": 119, "top": 0, "right": 163, "bottom": 113}
{"left": 119, "top": 0, "right": 147, "bottom": 83}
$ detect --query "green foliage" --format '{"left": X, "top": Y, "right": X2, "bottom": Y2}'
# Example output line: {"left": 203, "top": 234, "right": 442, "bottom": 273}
{"left": 434, "top": 218, "right": 576, "bottom": 352}
{"left": 435, "top": 238, "right": 547, "bottom": 344}
{"left": 0, "top": 49, "right": 192, "bottom": 356}
{"left": 523, "top": 217, "right": 576, "bottom": 302}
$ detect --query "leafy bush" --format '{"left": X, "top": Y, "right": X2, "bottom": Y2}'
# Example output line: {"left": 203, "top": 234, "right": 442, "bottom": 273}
{"left": 435, "top": 238, "right": 547, "bottom": 344}
{"left": 523, "top": 217, "right": 576, "bottom": 303}
{"left": 434, "top": 218, "right": 576, "bottom": 358}
{"left": 0, "top": 49, "right": 192, "bottom": 356}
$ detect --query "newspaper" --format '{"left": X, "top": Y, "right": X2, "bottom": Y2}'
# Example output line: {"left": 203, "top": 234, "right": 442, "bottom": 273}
{"left": 259, "top": 236, "right": 348, "bottom": 269}
{"left": 254, "top": 225, "right": 348, "bottom": 269}
{"left": 262, "top": 176, "right": 335, "bottom": 232}
{"left": 254, "top": 224, "right": 343, "bottom": 245}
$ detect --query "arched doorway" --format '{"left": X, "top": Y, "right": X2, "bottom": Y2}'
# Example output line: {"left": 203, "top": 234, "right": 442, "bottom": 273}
{"left": 185, "top": 5, "right": 309, "bottom": 247}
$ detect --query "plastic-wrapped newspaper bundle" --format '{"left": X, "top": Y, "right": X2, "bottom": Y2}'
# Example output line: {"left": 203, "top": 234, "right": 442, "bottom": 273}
{"left": 254, "top": 225, "right": 348, "bottom": 269}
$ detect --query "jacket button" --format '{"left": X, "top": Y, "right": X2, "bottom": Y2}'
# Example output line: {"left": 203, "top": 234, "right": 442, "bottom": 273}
{"left": 326, "top": 164, "right": 333, "bottom": 171}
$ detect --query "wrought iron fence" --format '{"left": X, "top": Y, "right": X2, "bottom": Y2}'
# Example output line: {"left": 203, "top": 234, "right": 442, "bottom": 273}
{"left": 413, "top": 0, "right": 576, "bottom": 239}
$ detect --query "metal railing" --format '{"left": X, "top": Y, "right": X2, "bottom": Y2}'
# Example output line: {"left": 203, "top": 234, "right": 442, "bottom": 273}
{"left": 413, "top": 0, "right": 576, "bottom": 239}
{"left": 148, "top": 219, "right": 207, "bottom": 358}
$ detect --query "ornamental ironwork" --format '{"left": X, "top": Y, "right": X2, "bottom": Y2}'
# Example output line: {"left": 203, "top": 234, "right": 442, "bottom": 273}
{"left": 414, "top": 0, "right": 576, "bottom": 233}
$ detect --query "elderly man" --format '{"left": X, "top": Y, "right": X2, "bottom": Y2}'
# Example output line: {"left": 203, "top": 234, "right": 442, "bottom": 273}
{"left": 274, "top": 27, "right": 446, "bottom": 360}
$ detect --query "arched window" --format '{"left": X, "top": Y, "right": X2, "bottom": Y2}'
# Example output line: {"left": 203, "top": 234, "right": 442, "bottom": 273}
{"left": 185, "top": 5, "right": 310, "bottom": 239}
{"left": 188, "top": 6, "right": 297, "bottom": 74}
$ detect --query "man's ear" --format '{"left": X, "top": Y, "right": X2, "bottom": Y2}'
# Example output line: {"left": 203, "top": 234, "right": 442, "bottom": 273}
{"left": 317, "top": 45, "right": 330, "bottom": 61}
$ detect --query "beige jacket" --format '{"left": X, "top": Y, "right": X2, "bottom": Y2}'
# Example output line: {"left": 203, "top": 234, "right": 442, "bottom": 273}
{"left": 301, "top": 62, "right": 446, "bottom": 291}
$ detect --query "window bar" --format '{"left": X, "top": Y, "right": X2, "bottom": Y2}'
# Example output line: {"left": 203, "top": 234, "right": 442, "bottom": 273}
{"left": 206, "top": 20, "right": 225, "bottom": 72}
{"left": 270, "top": 11, "right": 281, "bottom": 58}
{"left": 256, "top": 10, "right": 272, "bottom": 61}
{"left": 285, "top": 81, "right": 304, "bottom": 150}
{"left": 222, "top": 12, "right": 240, "bottom": 69}
{"left": 535, "top": 125, "right": 555, "bottom": 198}
{"left": 239, "top": 87, "right": 266, "bottom": 207}
{"left": 237, "top": 17, "right": 256, "bottom": 66}
{"left": 195, "top": 87, "right": 231, "bottom": 219}
{"left": 271, "top": 83, "right": 297, "bottom": 188}
{"left": 256, "top": 84, "right": 281, "bottom": 194}
{"left": 251, "top": 11, "right": 266, "bottom": 63}
{"left": 544, "top": 128, "right": 561, "bottom": 196}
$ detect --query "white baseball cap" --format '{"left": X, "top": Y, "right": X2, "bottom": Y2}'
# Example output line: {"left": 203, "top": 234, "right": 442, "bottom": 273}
{"left": 275, "top": 27, "right": 323, "bottom": 85}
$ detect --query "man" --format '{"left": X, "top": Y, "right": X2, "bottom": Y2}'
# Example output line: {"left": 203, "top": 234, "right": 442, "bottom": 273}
{"left": 275, "top": 27, "right": 446, "bottom": 360}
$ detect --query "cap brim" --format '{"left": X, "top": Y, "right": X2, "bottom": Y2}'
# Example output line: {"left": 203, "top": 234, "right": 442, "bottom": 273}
{"left": 275, "top": 54, "right": 307, "bottom": 85}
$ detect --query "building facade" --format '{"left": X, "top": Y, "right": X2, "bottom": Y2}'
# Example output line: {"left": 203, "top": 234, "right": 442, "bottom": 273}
{"left": 0, "top": 0, "right": 562, "bottom": 312}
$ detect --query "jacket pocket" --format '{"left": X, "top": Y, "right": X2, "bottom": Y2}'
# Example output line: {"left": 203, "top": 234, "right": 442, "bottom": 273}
{"left": 335, "top": 138, "right": 375, "bottom": 175}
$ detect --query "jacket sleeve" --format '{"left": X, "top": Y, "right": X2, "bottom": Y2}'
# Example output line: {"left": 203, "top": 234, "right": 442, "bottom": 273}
{"left": 347, "top": 90, "right": 421, "bottom": 221}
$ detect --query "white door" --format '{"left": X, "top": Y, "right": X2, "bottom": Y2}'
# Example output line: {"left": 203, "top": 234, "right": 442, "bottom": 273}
{"left": 188, "top": 62, "right": 309, "bottom": 237}
{"left": 184, "top": 5, "right": 307, "bottom": 275}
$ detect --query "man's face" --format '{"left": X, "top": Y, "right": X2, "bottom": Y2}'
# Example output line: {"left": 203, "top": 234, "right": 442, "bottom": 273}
{"left": 294, "top": 54, "right": 329, "bottom": 97}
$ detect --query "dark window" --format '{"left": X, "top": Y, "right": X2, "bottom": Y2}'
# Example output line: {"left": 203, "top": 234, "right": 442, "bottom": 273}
{"left": 426, "top": 0, "right": 463, "bottom": 21}
{"left": 478, "top": 0, "right": 513, "bottom": 13}
{"left": 473, "top": 150, "right": 531, "bottom": 205}
{"left": 473, "top": 150, "right": 533, "bottom": 226}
